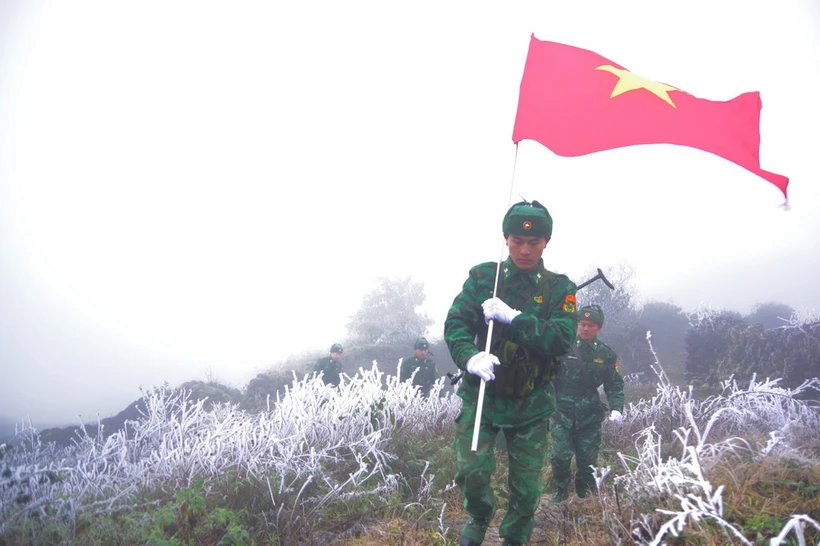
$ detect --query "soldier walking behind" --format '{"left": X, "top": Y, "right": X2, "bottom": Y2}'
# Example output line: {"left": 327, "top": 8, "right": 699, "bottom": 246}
{"left": 550, "top": 304, "right": 624, "bottom": 503}
{"left": 314, "top": 343, "right": 344, "bottom": 386}
{"left": 400, "top": 337, "right": 438, "bottom": 395}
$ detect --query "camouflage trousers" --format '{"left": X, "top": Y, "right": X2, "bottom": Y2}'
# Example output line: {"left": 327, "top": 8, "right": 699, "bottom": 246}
{"left": 454, "top": 399, "right": 550, "bottom": 544}
{"left": 550, "top": 414, "right": 602, "bottom": 496}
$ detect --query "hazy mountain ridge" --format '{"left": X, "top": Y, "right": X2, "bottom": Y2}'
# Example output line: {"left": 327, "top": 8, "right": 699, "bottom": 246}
{"left": 0, "top": 417, "right": 21, "bottom": 444}
{"left": 7, "top": 339, "right": 459, "bottom": 449}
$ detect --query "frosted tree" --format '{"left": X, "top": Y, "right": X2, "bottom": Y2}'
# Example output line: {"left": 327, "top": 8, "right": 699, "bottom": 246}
{"left": 346, "top": 276, "right": 433, "bottom": 345}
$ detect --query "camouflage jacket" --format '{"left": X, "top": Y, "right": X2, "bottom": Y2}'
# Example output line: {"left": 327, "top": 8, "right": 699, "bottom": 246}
{"left": 400, "top": 353, "right": 438, "bottom": 389}
{"left": 554, "top": 336, "right": 624, "bottom": 422}
{"left": 444, "top": 257, "right": 577, "bottom": 427}
{"left": 314, "top": 356, "right": 342, "bottom": 386}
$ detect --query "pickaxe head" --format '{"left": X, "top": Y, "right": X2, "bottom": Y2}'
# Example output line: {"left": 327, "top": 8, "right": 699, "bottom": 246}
{"left": 576, "top": 268, "right": 615, "bottom": 291}
{"left": 446, "top": 371, "right": 463, "bottom": 385}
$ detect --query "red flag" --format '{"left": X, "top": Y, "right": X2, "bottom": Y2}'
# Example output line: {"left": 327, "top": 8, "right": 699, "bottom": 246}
{"left": 512, "top": 35, "right": 789, "bottom": 199}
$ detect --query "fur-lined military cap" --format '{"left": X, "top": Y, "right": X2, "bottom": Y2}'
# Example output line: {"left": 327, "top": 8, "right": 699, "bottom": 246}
{"left": 578, "top": 305, "right": 604, "bottom": 326}
{"left": 502, "top": 200, "right": 553, "bottom": 238}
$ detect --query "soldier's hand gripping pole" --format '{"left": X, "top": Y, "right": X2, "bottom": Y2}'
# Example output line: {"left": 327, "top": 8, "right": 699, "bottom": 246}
{"left": 470, "top": 320, "right": 496, "bottom": 451}
{"left": 467, "top": 254, "right": 508, "bottom": 452}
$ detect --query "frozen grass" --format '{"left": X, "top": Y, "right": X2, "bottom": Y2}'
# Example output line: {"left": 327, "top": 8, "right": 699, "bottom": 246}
{"left": 595, "top": 332, "right": 820, "bottom": 545}
{"left": 1, "top": 347, "right": 819, "bottom": 544}
{"left": 0, "top": 363, "right": 460, "bottom": 542}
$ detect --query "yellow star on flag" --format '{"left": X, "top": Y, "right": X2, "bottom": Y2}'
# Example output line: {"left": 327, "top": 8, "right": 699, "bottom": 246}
{"left": 595, "top": 64, "right": 679, "bottom": 108}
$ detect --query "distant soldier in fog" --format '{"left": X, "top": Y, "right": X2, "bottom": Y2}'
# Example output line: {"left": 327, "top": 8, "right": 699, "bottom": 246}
{"left": 400, "top": 337, "right": 438, "bottom": 394}
{"left": 550, "top": 304, "right": 624, "bottom": 503}
{"left": 314, "top": 343, "right": 344, "bottom": 386}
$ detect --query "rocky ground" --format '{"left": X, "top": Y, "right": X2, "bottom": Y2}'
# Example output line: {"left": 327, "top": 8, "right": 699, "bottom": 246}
{"left": 315, "top": 494, "right": 586, "bottom": 545}
{"left": 469, "top": 497, "right": 572, "bottom": 545}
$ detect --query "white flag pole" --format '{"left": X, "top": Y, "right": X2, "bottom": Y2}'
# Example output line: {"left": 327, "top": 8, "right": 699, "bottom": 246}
{"left": 471, "top": 143, "right": 521, "bottom": 451}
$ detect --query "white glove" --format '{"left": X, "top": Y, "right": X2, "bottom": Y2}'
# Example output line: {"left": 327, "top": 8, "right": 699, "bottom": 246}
{"left": 465, "top": 351, "right": 501, "bottom": 382}
{"left": 609, "top": 410, "right": 623, "bottom": 424}
{"left": 481, "top": 297, "right": 522, "bottom": 325}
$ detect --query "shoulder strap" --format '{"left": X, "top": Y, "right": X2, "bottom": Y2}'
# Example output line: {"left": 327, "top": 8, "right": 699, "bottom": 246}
{"left": 499, "top": 268, "right": 551, "bottom": 311}
{"left": 536, "top": 271, "right": 555, "bottom": 317}
{"left": 572, "top": 342, "right": 588, "bottom": 375}
{"left": 573, "top": 341, "right": 601, "bottom": 390}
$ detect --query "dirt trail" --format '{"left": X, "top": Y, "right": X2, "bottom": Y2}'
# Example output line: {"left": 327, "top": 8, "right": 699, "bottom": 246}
{"left": 451, "top": 495, "right": 572, "bottom": 545}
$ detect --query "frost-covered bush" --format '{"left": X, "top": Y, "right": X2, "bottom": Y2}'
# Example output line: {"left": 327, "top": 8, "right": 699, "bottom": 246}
{"left": 0, "top": 362, "right": 461, "bottom": 539}
{"left": 598, "top": 332, "right": 820, "bottom": 545}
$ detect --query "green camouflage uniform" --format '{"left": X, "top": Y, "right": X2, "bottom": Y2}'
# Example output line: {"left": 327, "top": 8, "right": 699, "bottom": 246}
{"left": 400, "top": 353, "right": 438, "bottom": 393}
{"left": 444, "top": 257, "right": 577, "bottom": 544}
{"left": 551, "top": 336, "right": 624, "bottom": 498}
{"left": 313, "top": 356, "right": 343, "bottom": 386}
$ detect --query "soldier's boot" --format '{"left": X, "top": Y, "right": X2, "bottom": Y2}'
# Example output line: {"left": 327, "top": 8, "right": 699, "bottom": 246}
{"left": 460, "top": 516, "right": 491, "bottom": 546}
{"left": 550, "top": 454, "right": 572, "bottom": 504}
{"left": 550, "top": 486, "right": 569, "bottom": 504}
{"left": 501, "top": 540, "right": 524, "bottom": 546}
{"left": 575, "top": 468, "right": 597, "bottom": 498}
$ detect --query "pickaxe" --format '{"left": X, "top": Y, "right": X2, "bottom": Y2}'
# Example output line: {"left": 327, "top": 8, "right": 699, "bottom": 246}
{"left": 446, "top": 267, "right": 615, "bottom": 386}
{"left": 576, "top": 267, "right": 614, "bottom": 291}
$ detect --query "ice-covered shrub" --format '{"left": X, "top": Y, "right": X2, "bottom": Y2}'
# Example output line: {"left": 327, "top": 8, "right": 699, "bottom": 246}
{"left": 0, "top": 362, "right": 461, "bottom": 540}
{"left": 598, "top": 332, "right": 820, "bottom": 545}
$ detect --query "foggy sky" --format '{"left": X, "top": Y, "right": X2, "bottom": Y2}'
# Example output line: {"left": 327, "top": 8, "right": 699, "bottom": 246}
{"left": 2, "top": 1, "right": 819, "bottom": 426}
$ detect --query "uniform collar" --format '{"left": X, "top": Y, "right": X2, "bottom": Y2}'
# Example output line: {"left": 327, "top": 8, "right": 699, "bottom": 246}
{"left": 502, "top": 257, "right": 546, "bottom": 285}
{"left": 576, "top": 336, "right": 598, "bottom": 349}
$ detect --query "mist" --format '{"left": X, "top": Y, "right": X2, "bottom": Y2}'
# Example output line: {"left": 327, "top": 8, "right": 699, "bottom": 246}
{"left": 1, "top": 1, "right": 819, "bottom": 427}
